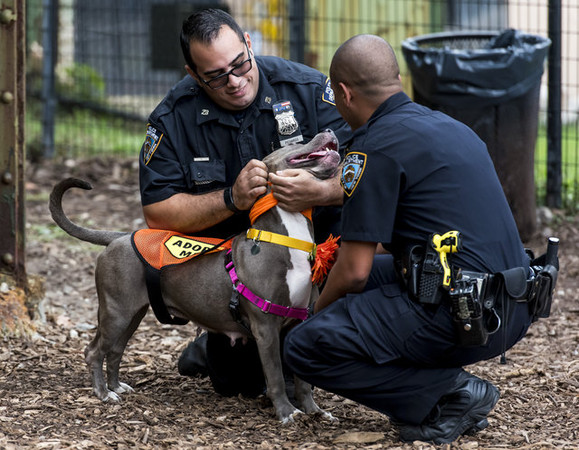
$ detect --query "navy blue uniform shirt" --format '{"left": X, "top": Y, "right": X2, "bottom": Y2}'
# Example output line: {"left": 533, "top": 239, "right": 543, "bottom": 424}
{"left": 139, "top": 56, "right": 350, "bottom": 239}
{"left": 340, "top": 92, "right": 527, "bottom": 273}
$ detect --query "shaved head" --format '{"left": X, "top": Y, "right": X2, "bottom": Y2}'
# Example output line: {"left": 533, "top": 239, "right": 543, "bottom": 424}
{"left": 330, "top": 34, "right": 401, "bottom": 98}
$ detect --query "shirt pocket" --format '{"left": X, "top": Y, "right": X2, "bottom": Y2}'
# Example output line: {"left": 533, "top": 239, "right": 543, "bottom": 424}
{"left": 187, "top": 160, "right": 226, "bottom": 191}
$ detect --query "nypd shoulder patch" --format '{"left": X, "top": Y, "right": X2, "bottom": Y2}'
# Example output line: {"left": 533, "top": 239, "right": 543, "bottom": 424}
{"left": 322, "top": 78, "right": 335, "bottom": 105}
{"left": 143, "top": 124, "right": 163, "bottom": 165}
{"left": 341, "top": 151, "right": 367, "bottom": 197}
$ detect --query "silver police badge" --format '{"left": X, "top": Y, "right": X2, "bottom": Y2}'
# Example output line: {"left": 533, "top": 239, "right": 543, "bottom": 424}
{"left": 272, "top": 100, "right": 303, "bottom": 147}
{"left": 273, "top": 101, "right": 298, "bottom": 136}
{"left": 276, "top": 110, "right": 299, "bottom": 136}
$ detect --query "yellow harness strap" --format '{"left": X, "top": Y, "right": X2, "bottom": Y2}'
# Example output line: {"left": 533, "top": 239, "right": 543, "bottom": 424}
{"left": 246, "top": 228, "right": 316, "bottom": 259}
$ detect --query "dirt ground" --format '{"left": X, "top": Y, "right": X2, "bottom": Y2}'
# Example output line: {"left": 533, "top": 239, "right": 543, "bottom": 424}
{"left": 1, "top": 157, "right": 578, "bottom": 449}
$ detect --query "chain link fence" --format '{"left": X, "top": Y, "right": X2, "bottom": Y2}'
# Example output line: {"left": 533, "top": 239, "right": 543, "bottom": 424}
{"left": 25, "top": 0, "right": 579, "bottom": 210}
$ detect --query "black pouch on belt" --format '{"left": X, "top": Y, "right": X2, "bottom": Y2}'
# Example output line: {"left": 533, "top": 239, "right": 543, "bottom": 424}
{"left": 450, "top": 280, "right": 488, "bottom": 347}
{"left": 524, "top": 237, "right": 559, "bottom": 322}
{"left": 528, "top": 263, "right": 558, "bottom": 322}
{"left": 397, "top": 243, "right": 445, "bottom": 305}
{"left": 417, "top": 244, "right": 444, "bottom": 305}
{"left": 496, "top": 264, "right": 554, "bottom": 324}
{"left": 395, "top": 244, "right": 424, "bottom": 300}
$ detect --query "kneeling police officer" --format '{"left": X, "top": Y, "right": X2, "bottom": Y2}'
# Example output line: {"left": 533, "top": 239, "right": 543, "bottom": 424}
{"left": 283, "top": 34, "right": 559, "bottom": 444}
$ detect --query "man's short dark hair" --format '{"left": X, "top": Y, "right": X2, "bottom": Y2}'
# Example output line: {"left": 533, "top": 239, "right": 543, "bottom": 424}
{"left": 180, "top": 8, "right": 245, "bottom": 71}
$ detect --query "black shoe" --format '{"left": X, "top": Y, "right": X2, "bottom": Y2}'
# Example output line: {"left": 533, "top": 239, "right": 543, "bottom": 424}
{"left": 178, "top": 333, "right": 209, "bottom": 377}
{"left": 205, "top": 333, "right": 265, "bottom": 398}
{"left": 399, "top": 371, "right": 500, "bottom": 444}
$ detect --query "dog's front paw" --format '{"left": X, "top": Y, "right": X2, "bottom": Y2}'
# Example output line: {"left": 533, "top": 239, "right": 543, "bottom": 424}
{"left": 112, "top": 382, "right": 134, "bottom": 395}
{"left": 321, "top": 410, "right": 338, "bottom": 422}
{"left": 93, "top": 385, "right": 122, "bottom": 403}
{"left": 102, "top": 391, "right": 122, "bottom": 402}
{"left": 280, "top": 408, "right": 303, "bottom": 425}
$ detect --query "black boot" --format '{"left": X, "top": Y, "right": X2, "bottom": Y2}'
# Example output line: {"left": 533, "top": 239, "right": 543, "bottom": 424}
{"left": 177, "top": 333, "right": 209, "bottom": 377}
{"left": 205, "top": 333, "right": 266, "bottom": 398}
{"left": 178, "top": 332, "right": 266, "bottom": 397}
{"left": 399, "top": 370, "right": 500, "bottom": 444}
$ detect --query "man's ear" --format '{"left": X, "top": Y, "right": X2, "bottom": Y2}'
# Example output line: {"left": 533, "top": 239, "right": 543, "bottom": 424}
{"left": 244, "top": 32, "right": 253, "bottom": 55}
{"left": 338, "top": 81, "right": 353, "bottom": 106}
{"left": 185, "top": 65, "right": 197, "bottom": 80}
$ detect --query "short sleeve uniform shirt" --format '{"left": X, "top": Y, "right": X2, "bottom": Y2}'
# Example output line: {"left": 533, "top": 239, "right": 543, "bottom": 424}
{"left": 139, "top": 56, "right": 350, "bottom": 238}
{"left": 340, "top": 92, "right": 527, "bottom": 273}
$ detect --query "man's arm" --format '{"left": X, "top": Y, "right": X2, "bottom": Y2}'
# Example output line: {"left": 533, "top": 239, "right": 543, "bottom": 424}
{"left": 314, "top": 240, "right": 377, "bottom": 313}
{"left": 144, "top": 190, "right": 230, "bottom": 233}
{"left": 268, "top": 170, "right": 343, "bottom": 212}
{"left": 143, "top": 159, "right": 268, "bottom": 234}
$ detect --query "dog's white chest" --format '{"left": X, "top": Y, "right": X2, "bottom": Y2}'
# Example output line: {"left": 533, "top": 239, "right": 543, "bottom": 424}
{"left": 277, "top": 209, "right": 313, "bottom": 308}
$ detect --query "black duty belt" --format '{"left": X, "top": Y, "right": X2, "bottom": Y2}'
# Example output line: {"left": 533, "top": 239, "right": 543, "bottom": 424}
{"left": 461, "top": 267, "right": 533, "bottom": 304}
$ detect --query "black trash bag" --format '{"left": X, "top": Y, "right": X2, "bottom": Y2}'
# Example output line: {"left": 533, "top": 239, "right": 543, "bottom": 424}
{"left": 401, "top": 29, "right": 551, "bottom": 108}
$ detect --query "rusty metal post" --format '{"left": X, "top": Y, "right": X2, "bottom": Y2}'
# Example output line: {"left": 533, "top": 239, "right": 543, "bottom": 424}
{"left": 0, "top": 0, "right": 26, "bottom": 286}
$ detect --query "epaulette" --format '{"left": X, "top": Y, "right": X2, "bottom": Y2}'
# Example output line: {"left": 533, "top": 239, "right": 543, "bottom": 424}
{"left": 257, "top": 56, "right": 325, "bottom": 86}
{"left": 150, "top": 76, "right": 199, "bottom": 121}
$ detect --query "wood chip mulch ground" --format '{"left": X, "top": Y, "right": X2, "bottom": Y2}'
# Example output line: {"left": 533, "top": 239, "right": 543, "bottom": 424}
{"left": 1, "top": 158, "right": 578, "bottom": 449}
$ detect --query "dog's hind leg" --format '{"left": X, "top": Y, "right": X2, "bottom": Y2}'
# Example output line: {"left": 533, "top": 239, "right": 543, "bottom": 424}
{"left": 85, "top": 242, "right": 149, "bottom": 402}
{"left": 105, "top": 304, "right": 149, "bottom": 395}
{"left": 85, "top": 298, "right": 149, "bottom": 401}
{"left": 84, "top": 328, "right": 113, "bottom": 401}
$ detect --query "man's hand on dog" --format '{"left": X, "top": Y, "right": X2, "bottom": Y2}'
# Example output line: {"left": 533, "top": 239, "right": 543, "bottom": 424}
{"left": 233, "top": 159, "right": 269, "bottom": 211}
{"left": 270, "top": 170, "right": 343, "bottom": 212}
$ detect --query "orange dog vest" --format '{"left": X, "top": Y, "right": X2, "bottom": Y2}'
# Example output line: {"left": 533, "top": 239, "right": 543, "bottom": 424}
{"left": 131, "top": 229, "right": 232, "bottom": 270}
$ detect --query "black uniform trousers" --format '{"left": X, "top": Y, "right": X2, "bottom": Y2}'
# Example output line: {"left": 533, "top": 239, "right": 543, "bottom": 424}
{"left": 283, "top": 254, "right": 533, "bottom": 425}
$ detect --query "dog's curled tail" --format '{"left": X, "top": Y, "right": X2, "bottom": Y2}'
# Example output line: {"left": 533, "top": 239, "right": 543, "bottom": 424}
{"left": 49, "top": 177, "right": 129, "bottom": 246}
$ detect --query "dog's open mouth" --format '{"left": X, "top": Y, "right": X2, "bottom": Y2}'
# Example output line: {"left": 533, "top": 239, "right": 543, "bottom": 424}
{"left": 288, "top": 139, "right": 339, "bottom": 166}
{"left": 286, "top": 132, "right": 340, "bottom": 174}
{"left": 263, "top": 130, "right": 341, "bottom": 178}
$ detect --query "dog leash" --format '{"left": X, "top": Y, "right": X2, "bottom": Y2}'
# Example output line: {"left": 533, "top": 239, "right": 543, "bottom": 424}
{"left": 225, "top": 250, "right": 309, "bottom": 321}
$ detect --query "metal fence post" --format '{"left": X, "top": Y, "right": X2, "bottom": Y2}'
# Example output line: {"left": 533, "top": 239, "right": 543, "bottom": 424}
{"left": 41, "top": 0, "right": 58, "bottom": 159}
{"left": 0, "top": 0, "right": 26, "bottom": 286}
{"left": 547, "top": 0, "right": 562, "bottom": 208}
{"left": 289, "top": 0, "right": 306, "bottom": 64}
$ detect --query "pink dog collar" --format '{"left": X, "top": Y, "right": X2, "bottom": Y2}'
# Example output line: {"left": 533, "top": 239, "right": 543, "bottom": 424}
{"left": 225, "top": 250, "right": 309, "bottom": 321}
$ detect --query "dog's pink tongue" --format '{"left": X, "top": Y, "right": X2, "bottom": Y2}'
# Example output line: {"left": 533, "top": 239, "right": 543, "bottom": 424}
{"left": 290, "top": 150, "right": 328, "bottom": 164}
{"left": 306, "top": 150, "right": 328, "bottom": 159}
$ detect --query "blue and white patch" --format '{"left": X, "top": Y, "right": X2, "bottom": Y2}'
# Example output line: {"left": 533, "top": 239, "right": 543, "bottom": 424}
{"left": 322, "top": 78, "right": 335, "bottom": 105}
{"left": 341, "top": 152, "right": 367, "bottom": 197}
{"left": 143, "top": 124, "right": 163, "bottom": 165}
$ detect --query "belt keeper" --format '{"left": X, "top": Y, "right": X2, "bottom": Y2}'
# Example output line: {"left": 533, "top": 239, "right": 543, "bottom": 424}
{"left": 262, "top": 299, "right": 272, "bottom": 314}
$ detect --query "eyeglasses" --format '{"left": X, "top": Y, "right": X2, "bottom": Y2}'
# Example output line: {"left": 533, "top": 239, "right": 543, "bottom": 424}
{"left": 197, "top": 41, "right": 253, "bottom": 90}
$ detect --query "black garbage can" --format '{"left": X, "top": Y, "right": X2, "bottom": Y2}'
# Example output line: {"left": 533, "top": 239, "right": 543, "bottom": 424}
{"left": 401, "top": 29, "right": 551, "bottom": 242}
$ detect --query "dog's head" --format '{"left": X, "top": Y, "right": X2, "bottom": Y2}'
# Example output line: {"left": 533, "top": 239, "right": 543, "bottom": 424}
{"left": 263, "top": 129, "right": 341, "bottom": 179}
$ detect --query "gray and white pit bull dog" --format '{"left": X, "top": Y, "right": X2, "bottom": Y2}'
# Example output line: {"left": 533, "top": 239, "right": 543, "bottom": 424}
{"left": 49, "top": 130, "right": 341, "bottom": 424}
